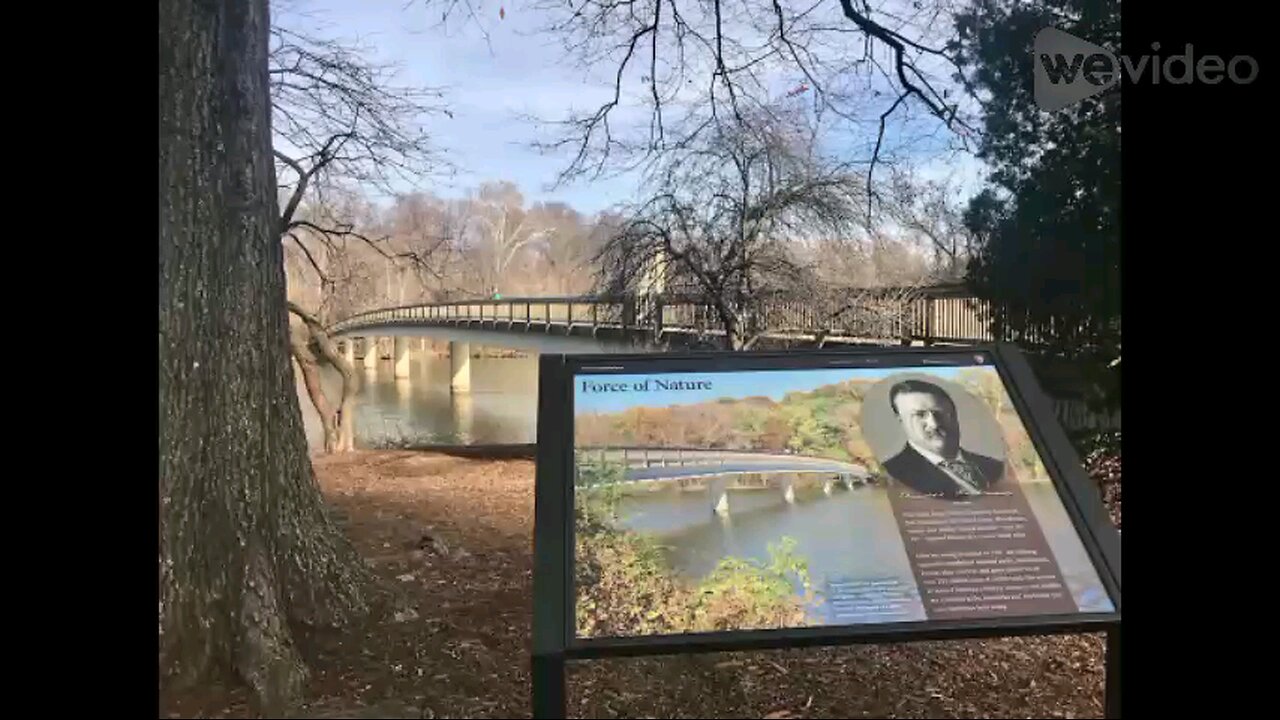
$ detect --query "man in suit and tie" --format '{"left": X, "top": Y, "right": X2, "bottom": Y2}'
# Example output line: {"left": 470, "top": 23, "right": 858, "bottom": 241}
{"left": 882, "top": 379, "right": 1005, "bottom": 499}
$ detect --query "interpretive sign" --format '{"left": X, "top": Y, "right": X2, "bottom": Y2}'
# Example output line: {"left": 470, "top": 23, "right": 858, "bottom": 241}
{"left": 532, "top": 344, "right": 1120, "bottom": 717}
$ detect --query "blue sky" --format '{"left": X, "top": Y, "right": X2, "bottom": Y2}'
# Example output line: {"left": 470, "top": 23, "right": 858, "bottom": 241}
{"left": 573, "top": 366, "right": 980, "bottom": 414}
{"left": 273, "top": 0, "right": 990, "bottom": 215}
{"left": 274, "top": 0, "right": 646, "bottom": 212}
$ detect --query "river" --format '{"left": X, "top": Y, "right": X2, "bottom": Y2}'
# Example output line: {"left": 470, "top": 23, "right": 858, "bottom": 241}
{"left": 297, "top": 347, "right": 539, "bottom": 450}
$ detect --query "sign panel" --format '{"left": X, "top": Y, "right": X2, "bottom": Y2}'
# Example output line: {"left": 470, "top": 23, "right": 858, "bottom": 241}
{"left": 566, "top": 350, "right": 1116, "bottom": 642}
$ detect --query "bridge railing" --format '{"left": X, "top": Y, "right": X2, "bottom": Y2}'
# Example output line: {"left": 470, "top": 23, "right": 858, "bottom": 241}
{"left": 329, "top": 295, "right": 640, "bottom": 334}
{"left": 326, "top": 288, "right": 1119, "bottom": 355}
{"left": 327, "top": 287, "right": 1012, "bottom": 345}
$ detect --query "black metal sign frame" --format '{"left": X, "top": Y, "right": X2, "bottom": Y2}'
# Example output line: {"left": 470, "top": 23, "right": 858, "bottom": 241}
{"left": 532, "top": 343, "right": 1121, "bottom": 718}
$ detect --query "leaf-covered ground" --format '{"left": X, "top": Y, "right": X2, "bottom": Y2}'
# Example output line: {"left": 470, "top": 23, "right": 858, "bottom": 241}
{"left": 161, "top": 445, "right": 1121, "bottom": 719}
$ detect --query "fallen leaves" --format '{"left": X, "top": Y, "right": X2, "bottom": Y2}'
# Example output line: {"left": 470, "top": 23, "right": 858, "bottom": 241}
{"left": 392, "top": 608, "right": 418, "bottom": 623}
{"left": 160, "top": 450, "right": 1112, "bottom": 720}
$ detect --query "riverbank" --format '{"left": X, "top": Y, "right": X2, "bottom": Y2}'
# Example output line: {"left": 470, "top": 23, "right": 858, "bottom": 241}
{"left": 161, "top": 446, "right": 1120, "bottom": 719}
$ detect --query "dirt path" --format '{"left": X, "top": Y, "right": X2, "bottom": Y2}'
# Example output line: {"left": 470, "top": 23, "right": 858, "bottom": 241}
{"left": 162, "top": 449, "right": 1114, "bottom": 719}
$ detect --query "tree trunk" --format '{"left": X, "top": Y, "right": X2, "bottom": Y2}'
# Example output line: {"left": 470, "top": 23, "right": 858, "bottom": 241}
{"left": 290, "top": 302, "right": 360, "bottom": 453}
{"left": 715, "top": 302, "right": 746, "bottom": 351}
{"left": 159, "top": 0, "right": 368, "bottom": 713}
{"left": 291, "top": 327, "right": 340, "bottom": 453}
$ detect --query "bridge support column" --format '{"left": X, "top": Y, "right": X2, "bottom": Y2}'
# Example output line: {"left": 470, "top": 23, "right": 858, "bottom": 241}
{"left": 342, "top": 338, "right": 355, "bottom": 367}
{"left": 783, "top": 476, "right": 796, "bottom": 504}
{"left": 394, "top": 336, "right": 411, "bottom": 379}
{"left": 451, "top": 341, "right": 471, "bottom": 392}
{"left": 362, "top": 337, "right": 378, "bottom": 370}
{"left": 823, "top": 478, "right": 835, "bottom": 495}
{"left": 709, "top": 477, "right": 730, "bottom": 516}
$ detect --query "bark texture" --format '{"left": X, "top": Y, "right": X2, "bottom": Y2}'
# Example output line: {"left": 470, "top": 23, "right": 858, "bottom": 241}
{"left": 159, "top": 0, "right": 369, "bottom": 713}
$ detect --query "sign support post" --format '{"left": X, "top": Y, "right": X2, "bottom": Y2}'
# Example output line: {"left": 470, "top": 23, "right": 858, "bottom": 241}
{"left": 1105, "top": 626, "right": 1121, "bottom": 718}
{"left": 532, "top": 652, "right": 566, "bottom": 719}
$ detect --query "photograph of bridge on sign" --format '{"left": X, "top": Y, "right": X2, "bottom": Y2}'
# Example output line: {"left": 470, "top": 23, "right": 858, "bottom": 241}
{"left": 570, "top": 359, "right": 1116, "bottom": 640}
{"left": 575, "top": 446, "right": 875, "bottom": 515}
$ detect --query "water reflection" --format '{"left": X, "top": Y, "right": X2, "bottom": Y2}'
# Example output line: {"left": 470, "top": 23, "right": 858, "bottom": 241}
{"left": 296, "top": 346, "right": 539, "bottom": 449}
{"left": 451, "top": 390, "right": 475, "bottom": 440}
{"left": 394, "top": 377, "right": 412, "bottom": 408}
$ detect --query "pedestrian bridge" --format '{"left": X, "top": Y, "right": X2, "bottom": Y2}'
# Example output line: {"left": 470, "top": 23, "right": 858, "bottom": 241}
{"left": 326, "top": 286, "right": 999, "bottom": 353}
{"left": 323, "top": 288, "right": 1120, "bottom": 432}
{"left": 574, "top": 446, "right": 877, "bottom": 516}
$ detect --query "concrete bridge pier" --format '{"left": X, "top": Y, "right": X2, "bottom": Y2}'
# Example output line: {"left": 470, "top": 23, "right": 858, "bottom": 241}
{"left": 342, "top": 339, "right": 355, "bottom": 367}
{"left": 709, "top": 477, "right": 730, "bottom": 516}
{"left": 450, "top": 341, "right": 471, "bottom": 392}
{"left": 362, "top": 337, "right": 378, "bottom": 370}
{"left": 394, "top": 336, "right": 411, "bottom": 379}
{"left": 783, "top": 475, "right": 797, "bottom": 504}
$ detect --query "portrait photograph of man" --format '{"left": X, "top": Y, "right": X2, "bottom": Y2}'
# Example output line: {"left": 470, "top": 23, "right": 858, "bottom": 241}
{"left": 875, "top": 378, "right": 1006, "bottom": 500}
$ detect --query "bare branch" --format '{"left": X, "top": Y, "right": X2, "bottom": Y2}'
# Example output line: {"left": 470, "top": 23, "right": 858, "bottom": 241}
{"left": 269, "top": 24, "right": 451, "bottom": 197}
{"left": 415, "top": 0, "right": 978, "bottom": 190}
{"left": 868, "top": 91, "right": 908, "bottom": 222}
{"left": 594, "top": 104, "right": 870, "bottom": 349}
{"left": 289, "top": 232, "right": 329, "bottom": 285}
{"left": 289, "top": 220, "right": 439, "bottom": 277}
{"left": 275, "top": 132, "right": 353, "bottom": 231}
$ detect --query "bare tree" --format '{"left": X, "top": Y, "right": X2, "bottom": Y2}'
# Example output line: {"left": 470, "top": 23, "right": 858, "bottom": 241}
{"left": 285, "top": 189, "right": 384, "bottom": 317}
{"left": 531, "top": 202, "right": 606, "bottom": 294}
{"left": 270, "top": 20, "right": 449, "bottom": 207}
{"left": 421, "top": 0, "right": 978, "bottom": 198}
{"left": 595, "top": 108, "right": 868, "bottom": 349}
{"left": 883, "top": 166, "right": 975, "bottom": 280}
{"left": 316, "top": 183, "right": 620, "bottom": 301}
{"left": 270, "top": 19, "right": 452, "bottom": 453}
{"left": 271, "top": 22, "right": 450, "bottom": 287}
{"left": 457, "top": 181, "right": 557, "bottom": 295}
{"left": 801, "top": 230, "right": 934, "bottom": 288}
{"left": 282, "top": 197, "right": 399, "bottom": 457}
{"left": 385, "top": 192, "right": 473, "bottom": 299}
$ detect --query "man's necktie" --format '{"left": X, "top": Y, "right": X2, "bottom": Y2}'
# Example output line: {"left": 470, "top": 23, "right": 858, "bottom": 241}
{"left": 940, "top": 459, "right": 982, "bottom": 493}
